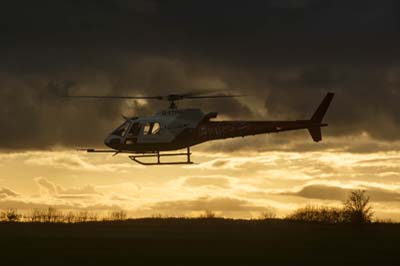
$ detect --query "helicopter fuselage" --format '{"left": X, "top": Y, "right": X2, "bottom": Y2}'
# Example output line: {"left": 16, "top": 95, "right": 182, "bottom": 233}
{"left": 104, "top": 108, "right": 326, "bottom": 153}
{"left": 79, "top": 92, "right": 333, "bottom": 164}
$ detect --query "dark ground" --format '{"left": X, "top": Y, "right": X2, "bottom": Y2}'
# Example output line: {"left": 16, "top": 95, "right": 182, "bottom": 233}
{"left": 0, "top": 218, "right": 399, "bottom": 266}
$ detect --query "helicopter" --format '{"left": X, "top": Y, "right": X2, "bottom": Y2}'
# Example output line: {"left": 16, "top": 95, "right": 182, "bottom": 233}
{"left": 66, "top": 91, "right": 334, "bottom": 165}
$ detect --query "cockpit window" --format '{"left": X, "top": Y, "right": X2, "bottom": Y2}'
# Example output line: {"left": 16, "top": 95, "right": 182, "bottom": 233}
{"left": 112, "top": 122, "right": 130, "bottom": 137}
{"left": 128, "top": 122, "right": 141, "bottom": 136}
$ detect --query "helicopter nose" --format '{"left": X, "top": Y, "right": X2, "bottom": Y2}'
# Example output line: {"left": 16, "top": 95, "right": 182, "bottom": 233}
{"left": 104, "top": 136, "right": 111, "bottom": 147}
{"left": 104, "top": 135, "right": 121, "bottom": 148}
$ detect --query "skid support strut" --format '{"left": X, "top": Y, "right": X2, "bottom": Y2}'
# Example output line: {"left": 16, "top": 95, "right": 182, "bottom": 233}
{"left": 129, "top": 147, "right": 193, "bottom": 165}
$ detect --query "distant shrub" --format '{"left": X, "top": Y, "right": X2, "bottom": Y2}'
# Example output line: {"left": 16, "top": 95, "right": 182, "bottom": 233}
{"left": 31, "top": 209, "right": 45, "bottom": 222}
{"left": 29, "top": 208, "right": 98, "bottom": 223}
{"left": 64, "top": 211, "right": 76, "bottom": 223}
{"left": 287, "top": 205, "right": 347, "bottom": 224}
{"left": 374, "top": 218, "right": 393, "bottom": 224}
{"left": 77, "top": 211, "right": 89, "bottom": 222}
{"left": 151, "top": 213, "right": 164, "bottom": 219}
{"left": 200, "top": 209, "right": 217, "bottom": 219}
{"left": 0, "top": 211, "right": 5, "bottom": 221}
{"left": 88, "top": 212, "right": 98, "bottom": 222}
{"left": 46, "top": 207, "right": 62, "bottom": 223}
{"left": 5, "top": 209, "right": 20, "bottom": 222}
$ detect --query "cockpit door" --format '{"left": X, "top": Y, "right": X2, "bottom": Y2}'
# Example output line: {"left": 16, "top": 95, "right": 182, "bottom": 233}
{"left": 124, "top": 122, "right": 141, "bottom": 145}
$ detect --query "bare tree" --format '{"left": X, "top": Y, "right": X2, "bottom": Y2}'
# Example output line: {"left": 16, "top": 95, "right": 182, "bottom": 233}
{"left": 151, "top": 213, "right": 163, "bottom": 219}
{"left": 64, "top": 211, "right": 76, "bottom": 223}
{"left": 77, "top": 211, "right": 89, "bottom": 223}
{"left": 259, "top": 207, "right": 277, "bottom": 219}
{"left": 109, "top": 210, "right": 127, "bottom": 221}
{"left": 46, "top": 207, "right": 62, "bottom": 223}
{"left": 344, "top": 190, "right": 373, "bottom": 224}
{"left": 31, "top": 209, "right": 42, "bottom": 222}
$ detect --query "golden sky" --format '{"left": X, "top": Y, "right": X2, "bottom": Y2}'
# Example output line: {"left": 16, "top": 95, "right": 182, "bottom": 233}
{"left": 1, "top": 133, "right": 400, "bottom": 221}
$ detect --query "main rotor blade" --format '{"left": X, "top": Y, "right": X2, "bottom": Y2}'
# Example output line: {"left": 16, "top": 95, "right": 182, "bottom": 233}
{"left": 62, "top": 90, "right": 245, "bottom": 102}
{"left": 184, "top": 94, "right": 246, "bottom": 99}
{"left": 180, "top": 89, "right": 234, "bottom": 97}
{"left": 63, "top": 95, "right": 163, "bottom": 100}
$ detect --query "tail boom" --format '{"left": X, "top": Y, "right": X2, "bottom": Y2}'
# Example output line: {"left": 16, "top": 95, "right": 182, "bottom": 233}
{"left": 191, "top": 92, "right": 334, "bottom": 144}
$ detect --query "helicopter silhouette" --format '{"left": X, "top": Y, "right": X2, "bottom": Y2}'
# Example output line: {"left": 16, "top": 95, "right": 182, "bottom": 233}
{"left": 66, "top": 91, "right": 334, "bottom": 165}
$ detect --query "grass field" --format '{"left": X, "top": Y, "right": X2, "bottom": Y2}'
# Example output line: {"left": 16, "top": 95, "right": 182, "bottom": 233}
{"left": 0, "top": 218, "right": 399, "bottom": 265}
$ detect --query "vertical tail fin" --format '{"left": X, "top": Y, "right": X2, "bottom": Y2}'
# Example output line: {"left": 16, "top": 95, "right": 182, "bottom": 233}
{"left": 308, "top": 92, "right": 334, "bottom": 142}
{"left": 311, "top": 92, "right": 335, "bottom": 123}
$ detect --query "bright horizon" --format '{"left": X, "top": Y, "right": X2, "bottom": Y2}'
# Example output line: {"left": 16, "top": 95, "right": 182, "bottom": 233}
{"left": 2, "top": 132, "right": 400, "bottom": 221}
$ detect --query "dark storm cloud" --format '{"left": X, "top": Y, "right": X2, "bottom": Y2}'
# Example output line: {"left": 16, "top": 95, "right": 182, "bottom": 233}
{"left": 0, "top": 0, "right": 399, "bottom": 149}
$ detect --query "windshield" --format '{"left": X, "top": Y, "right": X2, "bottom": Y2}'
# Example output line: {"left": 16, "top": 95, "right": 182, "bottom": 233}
{"left": 112, "top": 121, "right": 131, "bottom": 137}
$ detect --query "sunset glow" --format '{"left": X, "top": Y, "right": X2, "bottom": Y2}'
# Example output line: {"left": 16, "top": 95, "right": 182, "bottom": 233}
{"left": 1, "top": 134, "right": 399, "bottom": 220}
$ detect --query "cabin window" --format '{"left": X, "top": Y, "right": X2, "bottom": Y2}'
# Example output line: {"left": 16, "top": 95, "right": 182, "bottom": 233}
{"left": 143, "top": 122, "right": 151, "bottom": 135}
{"left": 151, "top": 122, "right": 161, "bottom": 134}
{"left": 142, "top": 122, "right": 161, "bottom": 135}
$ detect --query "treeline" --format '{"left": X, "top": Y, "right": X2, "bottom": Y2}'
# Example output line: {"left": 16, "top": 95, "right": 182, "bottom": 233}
{"left": 0, "top": 208, "right": 127, "bottom": 223}
{"left": 0, "top": 190, "right": 388, "bottom": 224}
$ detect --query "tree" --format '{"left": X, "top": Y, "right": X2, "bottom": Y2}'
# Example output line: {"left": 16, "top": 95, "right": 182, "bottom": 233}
{"left": 46, "top": 207, "right": 61, "bottom": 223}
{"left": 200, "top": 209, "right": 216, "bottom": 219}
{"left": 5, "top": 209, "right": 19, "bottom": 222}
{"left": 260, "top": 207, "right": 277, "bottom": 219}
{"left": 109, "top": 210, "right": 127, "bottom": 221}
{"left": 344, "top": 190, "right": 373, "bottom": 224}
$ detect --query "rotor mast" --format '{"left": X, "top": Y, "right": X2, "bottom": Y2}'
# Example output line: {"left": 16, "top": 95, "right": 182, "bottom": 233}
{"left": 167, "top": 94, "right": 184, "bottom": 109}
{"left": 169, "top": 100, "right": 177, "bottom": 109}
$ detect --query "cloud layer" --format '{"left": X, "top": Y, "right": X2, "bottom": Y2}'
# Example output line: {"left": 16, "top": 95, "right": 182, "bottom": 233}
{"left": 0, "top": 1, "right": 399, "bottom": 150}
{"left": 282, "top": 185, "right": 400, "bottom": 202}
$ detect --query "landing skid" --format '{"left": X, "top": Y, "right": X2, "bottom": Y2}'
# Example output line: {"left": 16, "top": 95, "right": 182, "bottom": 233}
{"left": 129, "top": 147, "right": 193, "bottom": 165}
